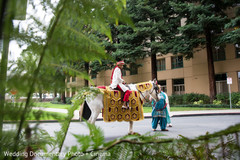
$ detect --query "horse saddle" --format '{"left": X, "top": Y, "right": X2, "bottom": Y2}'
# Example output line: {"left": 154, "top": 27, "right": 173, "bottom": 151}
{"left": 98, "top": 86, "right": 144, "bottom": 122}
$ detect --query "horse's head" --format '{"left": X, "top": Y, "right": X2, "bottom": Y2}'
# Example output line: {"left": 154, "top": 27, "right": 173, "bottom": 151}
{"left": 135, "top": 79, "right": 159, "bottom": 103}
{"left": 148, "top": 79, "right": 160, "bottom": 101}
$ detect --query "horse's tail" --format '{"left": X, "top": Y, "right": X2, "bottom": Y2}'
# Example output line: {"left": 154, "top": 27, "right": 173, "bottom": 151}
{"left": 79, "top": 101, "right": 91, "bottom": 121}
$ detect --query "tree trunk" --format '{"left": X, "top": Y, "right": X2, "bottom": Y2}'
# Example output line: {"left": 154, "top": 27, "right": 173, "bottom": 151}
{"left": 39, "top": 91, "right": 42, "bottom": 102}
{"left": 54, "top": 89, "right": 57, "bottom": 98}
{"left": 61, "top": 92, "right": 66, "bottom": 104}
{"left": 84, "top": 62, "right": 89, "bottom": 86}
{"left": 150, "top": 35, "right": 157, "bottom": 81}
{"left": 151, "top": 53, "right": 157, "bottom": 80}
{"left": 205, "top": 29, "right": 217, "bottom": 102}
{"left": 0, "top": 0, "right": 10, "bottom": 134}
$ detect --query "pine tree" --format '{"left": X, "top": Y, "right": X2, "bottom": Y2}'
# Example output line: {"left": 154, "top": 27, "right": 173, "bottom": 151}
{"left": 168, "top": 0, "right": 240, "bottom": 101}
{"left": 113, "top": 0, "right": 174, "bottom": 79}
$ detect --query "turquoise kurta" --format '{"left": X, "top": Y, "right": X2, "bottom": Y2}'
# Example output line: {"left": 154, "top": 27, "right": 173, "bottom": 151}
{"left": 151, "top": 92, "right": 171, "bottom": 130}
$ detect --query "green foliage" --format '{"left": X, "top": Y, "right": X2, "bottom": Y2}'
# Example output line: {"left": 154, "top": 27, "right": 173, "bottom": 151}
{"left": 168, "top": 1, "right": 239, "bottom": 101}
{"left": 1, "top": 1, "right": 240, "bottom": 159}
{"left": 183, "top": 93, "right": 210, "bottom": 104}
{"left": 72, "top": 87, "right": 103, "bottom": 106}
{"left": 51, "top": 97, "right": 62, "bottom": 104}
{"left": 193, "top": 100, "right": 203, "bottom": 105}
{"left": 231, "top": 92, "right": 240, "bottom": 105}
{"left": 237, "top": 101, "right": 240, "bottom": 106}
{"left": 216, "top": 93, "right": 229, "bottom": 104}
{"left": 1, "top": 0, "right": 131, "bottom": 159}
{"left": 169, "top": 94, "right": 184, "bottom": 105}
{"left": 64, "top": 123, "right": 240, "bottom": 160}
{"left": 172, "top": 104, "right": 240, "bottom": 109}
{"left": 169, "top": 93, "right": 231, "bottom": 105}
{"left": 216, "top": 92, "right": 240, "bottom": 105}
{"left": 213, "top": 100, "right": 222, "bottom": 105}
{"left": 65, "top": 97, "right": 72, "bottom": 104}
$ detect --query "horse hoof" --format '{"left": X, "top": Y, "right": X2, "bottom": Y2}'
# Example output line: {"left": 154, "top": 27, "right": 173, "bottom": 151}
{"left": 128, "top": 132, "right": 140, "bottom": 135}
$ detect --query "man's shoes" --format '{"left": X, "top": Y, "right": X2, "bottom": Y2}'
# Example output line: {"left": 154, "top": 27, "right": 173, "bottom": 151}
{"left": 122, "top": 106, "right": 128, "bottom": 109}
{"left": 168, "top": 124, "right": 173, "bottom": 127}
{"left": 161, "top": 129, "right": 169, "bottom": 131}
{"left": 152, "top": 129, "right": 156, "bottom": 131}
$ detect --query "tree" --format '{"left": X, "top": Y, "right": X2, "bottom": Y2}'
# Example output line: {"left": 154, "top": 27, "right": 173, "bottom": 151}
{"left": 0, "top": 0, "right": 131, "bottom": 158}
{"left": 112, "top": 0, "right": 179, "bottom": 80}
{"left": 168, "top": 0, "right": 240, "bottom": 101}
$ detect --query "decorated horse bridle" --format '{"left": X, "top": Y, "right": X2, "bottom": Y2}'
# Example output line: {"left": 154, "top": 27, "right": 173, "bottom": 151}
{"left": 137, "top": 81, "right": 159, "bottom": 102}
{"left": 150, "top": 82, "right": 160, "bottom": 101}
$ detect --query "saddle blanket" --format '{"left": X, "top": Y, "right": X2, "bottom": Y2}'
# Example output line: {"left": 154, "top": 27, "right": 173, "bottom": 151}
{"left": 101, "top": 88, "right": 144, "bottom": 122}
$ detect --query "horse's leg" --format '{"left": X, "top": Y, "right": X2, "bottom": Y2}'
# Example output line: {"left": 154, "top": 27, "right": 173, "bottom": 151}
{"left": 129, "top": 121, "right": 133, "bottom": 134}
{"left": 87, "top": 94, "right": 103, "bottom": 124}
{"left": 90, "top": 108, "right": 101, "bottom": 124}
{"left": 79, "top": 103, "right": 84, "bottom": 121}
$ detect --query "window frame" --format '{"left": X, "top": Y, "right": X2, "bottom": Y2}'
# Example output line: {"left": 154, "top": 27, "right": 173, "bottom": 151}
{"left": 171, "top": 56, "right": 183, "bottom": 69}
{"left": 213, "top": 46, "right": 226, "bottom": 61}
{"left": 235, "top": 43, "right": 240, "bottom": 58}
{"left": 157, "top": 58, "right": 166, "bottom": 71}
{"left": 172, "top": 78, "right": 185, "bottom": 95}
{"left": 130, "top": 64, "right": 138, "bottom": 75}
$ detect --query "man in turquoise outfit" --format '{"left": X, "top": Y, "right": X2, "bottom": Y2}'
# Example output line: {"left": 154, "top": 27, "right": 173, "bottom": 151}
{"left": 150, "top": 85, "right": 171, "bottom": 131}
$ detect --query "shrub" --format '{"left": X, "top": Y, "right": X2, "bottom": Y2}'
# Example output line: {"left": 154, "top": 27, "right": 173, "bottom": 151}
{"left": 213, "top": 100, "right": 222, "bottom": 105}
{"left": 169, "top": 94, "right": 184, "bottom": 105}
{"left": 183, "top": 93, "right": 210, "bottom": 104}
{"left": 236, "top": 101, "right": 240, "bottom": 106}
{"left": 193, "top": 100, "right": 203, "bottom": 105}
{"left": 216, "top": 93, "right": 229, "bottom": 104}
{"left": 216, "top": 92, "right": 240, "bottom": 105}
{"left": 169, "top": 93, "right": 210, "bottom": 105}
{"left": 231, "top": 92, "right": 240, "bottom": 105}
{"left": 66, "top": 97, "right": 72, "bottom": 104}
{"left": 50, "top": 97, "right": 61, "bottom": 104}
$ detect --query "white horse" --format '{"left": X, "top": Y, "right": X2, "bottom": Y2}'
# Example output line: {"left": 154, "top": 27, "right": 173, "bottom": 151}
{"left": 79, "top": 80, "right": 159, "bottom": 134}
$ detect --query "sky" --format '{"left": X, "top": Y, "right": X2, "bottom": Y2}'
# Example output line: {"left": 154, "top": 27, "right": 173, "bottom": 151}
{"left": 8, "top": 0, "right": 55, "bottom": 62}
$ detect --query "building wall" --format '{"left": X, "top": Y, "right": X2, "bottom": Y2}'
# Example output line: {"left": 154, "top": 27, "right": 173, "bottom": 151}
{"left": 66, "top": 43, "right": 240, "bottom": 97}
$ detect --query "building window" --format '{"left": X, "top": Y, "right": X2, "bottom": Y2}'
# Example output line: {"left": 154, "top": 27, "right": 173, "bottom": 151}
{"left": 91, "top": 73, "right": 97, "bottom": 79}
{"left": 235, "top": 44, "right": 240, "bottom": 58}
{"left": 66, "top": 88, "right": 70, "bottom": 97}
{"left": 72, "top": 76, "right": 76, "bottom": 82}
{"left": 72, "top": 87, "right": 76, "bottom": 96}
{"left": 157, "top": 59, "right": 166, "bottom": 71}
{"left": 122, "top": 69, "right": 126, "bottom": 76}
{"left": 215, "top": 73, "right": 227, "bottom": 94}
{"left": 171, "top": 56, "right": 183, "bottom": 69}
{"left": 67, "top": 77, "right": 70, "bottom": 82}
{"left": 173, "top": 79, "right": 185, "bottom": 95}
{"left": 130, "top": 64, "right": 138, "bottom": 75}
{"left": 213, "top": 46, "right": 225, "bottom": 61}
{"left": 238, "top": 72, "right": 240, "bottom": 92}
{"left": 158, "top": 80, "right": 167, "bottom": 92}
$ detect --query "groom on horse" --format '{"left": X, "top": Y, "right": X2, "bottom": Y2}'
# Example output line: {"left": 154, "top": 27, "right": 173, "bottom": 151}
{"left": 109, "top": 60, "right": 131, "bottom": 109}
